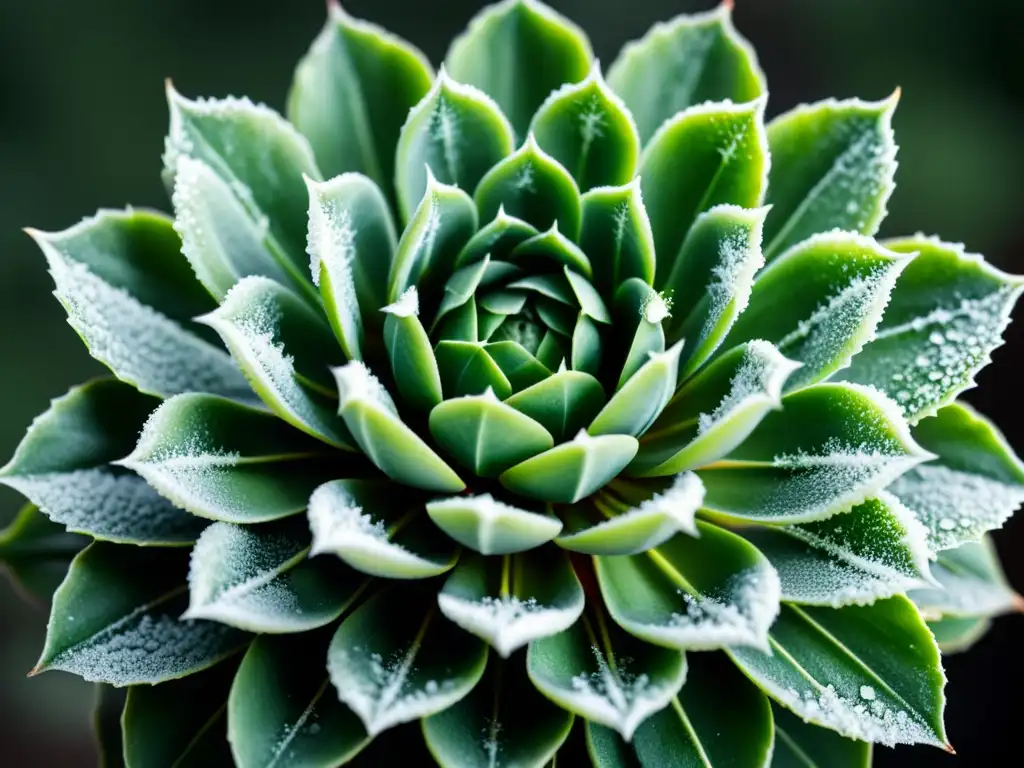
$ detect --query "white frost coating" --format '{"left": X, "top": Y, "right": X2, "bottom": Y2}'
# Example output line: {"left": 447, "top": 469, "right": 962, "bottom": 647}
{"left": 37, "top": 238, "right": 250, "bottom": 400}
{"left": 439, "top": 593, "right": 580, "bottom": 659}
{"left": 640, "top": 291, "right": 673, "bottom": 324}
{"left": 697, "top": 340, "right": 796, "bottom": 435}
{"left": 426, "top": 494, "right": 562, "bottom": 555}
{"left": 391, "top": 175, "right": 446, "bottom": 297}
{"left": 333, "top": 359, "right": 398, "bottom": 414}
{"left": 305, "top": 176, "right": 357, "bottom": 289}
{"left": 382, "top": 286, "right": 420, "bottom": 318}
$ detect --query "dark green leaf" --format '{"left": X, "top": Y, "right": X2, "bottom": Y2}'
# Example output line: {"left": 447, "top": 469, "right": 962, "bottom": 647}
{"left": 511, "top": 222, "right": 592, "bottom": 276}
{"left": 571, "top": 313, "right": 603, "bottom": 376}
{"left": 94, "top": 685, "right": 127, "bottom": 768}
{"left": 771, "top": 704, "right": 871, "bottom": 768}
{"left": 455, "top": 209, "right": 539, "bottom": 267}
{"left": 435, "top": 340, "right": 514, "bottom": 399}
{"left": 504, "top": 369, "right": 606, "bottom": 442}
{"left": 382, "top": 287, "right": 444, "bottom": 412}
{"left": 0, "top": 505, "right": 86, "bottom": 604}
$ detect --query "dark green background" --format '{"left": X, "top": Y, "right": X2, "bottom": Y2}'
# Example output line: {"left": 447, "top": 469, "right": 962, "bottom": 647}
{"left": 1, "top": 1, "right": 1021, "bottom": 765}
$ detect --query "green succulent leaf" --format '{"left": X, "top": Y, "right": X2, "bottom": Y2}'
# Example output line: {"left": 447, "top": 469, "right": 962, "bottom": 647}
{"left": 572, "top": 313, "right": 603, "bottom": 376}
{"left": 228, "top": 630, "right": 370, "bottom": 768}
{"left": 528, "top": 609, "right": 687, "bottom": 740}
{"left": 434, "top": 256, "right": 494, "bottom": 328}
{"left": 185, "top": 519, "right": 364, "bottom": 633}
{"left": 485, "top": 341, "right": 552, "bottom": 390}
{"left": 456, "top": 209, "right": 539, "bottom": 267}
{"left": 423, "top": 654, "right": 574, "bottom": 768}
{"left": 565, "top": 267, "right": 612, "bottom": 324}
{"left": 511, "top": 222, "right": 592, "bottom": 277}
{"left": 503, "top": 369, "right": 607, "bottom": 442}
{"left": 926, "top": 615, "right": 993, "bottom": 655}
{"left": 836, "top": 236, "right": 1024, "bottom": 421}
{"left": 614, "top": 279, "right": 668, "bottom": 390}
{"left": 771, "top": 704, "right": 871, "bottom": 768}
{"left": 500, "top": 430, "right": 639, "bottom": 504}
{"left": 589, "top": 342, "right": 682, "bottom": 438}
{"left": 887, "top": 401, "right": 1024, "bottom": 551}
{"left": 557, "top": 472, "right": 703, "bottom": 556}
{"left": 578, "top": 181, "right": 656, "bottom": 300}
{"left": 729, "top": 596, "right": 948, "bottom": 748}
{"left": 121, "top": 393, "right": 338, "bottom": 524}
{"left": 123, "top": 657, "right": 238, "bottom": 768}
{"left": 721, "top": 232, "right": 910, "bottom": 391}
{"left": 763, "top": 94, "right": 899, "bottom": 262}
{"left": 910, "top": 537, "right": 1022, "bottom": 621}
{"left": 35, "top": 543, "right": 247, "bottom": 685}
{"left": 435, "top": 341, "right": 514, "bottom": 399}
{"left": 438, "top": 549, "right": 584, "bottom": 657}
{"left": 380, "top": 287, "right": 444, "bottom": 413}
{"left": 739, "top": 492, "right": 933, "bottom": 607}
{"left": 396, "top": 69, "right": 515, "bottom": 222}
{"left": 607, "top": 3, "right": 766, "bottom": 145}
{"left": 596, "top": 522, "right": 781, "bottom": 652}
{"left": 288, "top": 2, "right": 433, "bottom": 211}
{"left": 27, "top": 210, "right": 252, "bottom": 401}
{"left": 634, "top": 341, "right": 798, "bottom": 477}
{"left": 94, "top": 685, "right": 127, "bottom": 768}
{"left": 328, "top": 586, "right": 488, "bottom": 736}
{"left": 0, "top": 505, "right": 86, "bottom": 604}
{"left": 587, "top": 652, "right": 774, "bottom": 768}
{"left": 308, "top": 479, "right": 457, "bottom": 579}
{"left": 427, "top": 494, "right": 561, "bottom": 555}
{"left": 640, "top": 99, "right": 768, "bottom": 287}
{"left": 445, "top": 0, "right": 593, "bottom": 137}
{"left": 698, "top": 383, "right": 930, "bottom": 524}
{"left": 0, "top": 379, "right": 204, "bottom": 545}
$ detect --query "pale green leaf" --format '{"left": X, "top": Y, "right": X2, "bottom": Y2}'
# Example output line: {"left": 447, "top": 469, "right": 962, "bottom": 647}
{"left": 382, "top": 286, "right": 444, "bottom": 412}
{"left": 614, "top": 279, "right": 668, "bottom": 390}
{"left": 589, "top": 342, "right": 682, "bottom": 437}
{"left": 926, "top": 615, "right": 993, "bottom": 655}
{"left": 571, "top": 312, "right": 603, "bottom": 375}
{"left": 503, "top": 369, "right": 606, "bottom": 442}
{"left": 910, "top": 537, "right": 1022, "bottom": 621}
{"left": 511, "top": 221, "right": 592, "bottom": 276}
{"left": 434, "top": 340, "right": 514, "bottom": 399}
{"left": 485, "top": 340, "right": 552, "bottom": 390}
{"left": 578, "top": 181, "right": 656, "bottom": 300}
{"left": 427, "top": 494, "right": 561, "bottom": 555}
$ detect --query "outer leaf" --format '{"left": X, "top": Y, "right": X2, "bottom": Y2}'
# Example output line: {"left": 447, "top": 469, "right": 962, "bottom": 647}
{"left": 439, "top": 549, "right": 584, "bottom": 657}
{"left": 888, "top": 402, "right": 1024, "bottom": 551}
{"left": 528, "top": 610, "right": 687, "bottom": 740}
{"left": 607, "top": 3, "right": 765, "bottom": 145}
{"left": 500, "top": 430, "right": 639, "bottom": 504}
{"left": 396, "top": 68, "right": 515, "bottom": 222}
{"left": 229, "top": 630, "right": 369, "bottom": 768}
{"left": 729, "top": 597, "right": 949, "bottom": 748}
{"left": 423, "top": 655, "right": 574, "bottom": 768}
{"left": 0, "top": 505, "right": 86, "bottom": 604}
{"left": 578, "top": 181, "right": 656, "bottom": 299}
{"left": 427, "top": 494, "right": 561, "bottom": 555}
{"left": 308, "top": 479, "right": 457, "bottom": 579}
{"left": 837, "top": 236, "right": 1024, "bottom": 420}
{"left": 910, "top": 537, "right": 1022, "bottom": 621}
{"left": 926, "top": 615, "right": 992, "bottom": 655}
{"left": 721, "top": 232, "right": 910, "bottom": 391}
{"left": 288, "top": 2, "right": 433, "bottom": 209}
{"left": 596, "top": 522, "right": 781, "bottom": 651}
{"left": 634, "top": 341, "right": 798, "bottom": 477}
{"left": 589, "top": 342, "right": 682, "bottom": 437}
{"left": 333, "top": 361, "right": 465, "bottom": 493}
{"left": 199, "top": 276, "right": 354, "bottom": 449}
{"left": 763, "top": 94, "right": 899, "bottom": 261}
{"left": 328, "top": 586, "right": 488, "bottom": 736}
{"left": 27, "top": 210, "right": 251, "bottom": 400}
{"left": 0, "top": 379, "right": 203, "bottom": 545}
{"left": 698, "top": 383, "right": 930, "bottom": 524}
{"left": 34, "top": 543, "right": 247, "bottom": 685}
{"left": 122, "top": 393, "right": 338, "bottom": 524}
{"left": 94, "top": 685, "right": 127, "bottom": 768}
{"left": 445, "top": 0, "right": 593, "bottom": 137}
{"left": 504, "top": 369, "right": 607, "bottom": 442}
{"left": 640, "top": 99, "right": 768, "bottom": 287}
{"left": 771, "top": 704, "right": 871, "bottom": 768}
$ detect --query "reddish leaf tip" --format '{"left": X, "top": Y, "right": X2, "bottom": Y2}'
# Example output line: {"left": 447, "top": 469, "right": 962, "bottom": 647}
{"left": 721, "top": 0, "right": 735, "bottom": 11}
{"left": 944, "top": 743, "right": 957, "bottom": 755}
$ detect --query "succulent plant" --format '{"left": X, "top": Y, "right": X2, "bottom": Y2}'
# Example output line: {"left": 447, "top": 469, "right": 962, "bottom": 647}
{"left": 3, "top": 0, "right": 1023, "bottom": 765}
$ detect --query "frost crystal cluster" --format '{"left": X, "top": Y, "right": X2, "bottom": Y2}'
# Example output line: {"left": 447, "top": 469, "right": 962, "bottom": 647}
{"left": 3, "top": 1, "right": 1023, "bottom": 766}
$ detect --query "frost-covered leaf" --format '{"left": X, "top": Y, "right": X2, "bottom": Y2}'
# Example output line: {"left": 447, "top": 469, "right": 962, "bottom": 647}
{"left": 607, "top": 3, "right": 765, "bottom": 145}
{"left": 578, "top": 181, "right": 656, "bottom": 300}
{"left": 439, "top": 549, "right": 583, "bottom": 657}
{"left": 698, "top": 383, "right": 930, "bottom": 524}
{"left": 475, "top": 134, "right": 583, "bottom": 239}
{"left": 888, "top": 402, "right": 1024, "bottom": 551}
{"left": 27, "top": 210, "right": 251, "bottom": 400}
{"left": 640, "top": 99, "right": 768, "bottom": 287}
{"left": 634, "top": 341, "right": 798, "bottom": 477}
{"left": 382, "top": 287, "right": 444, "bottom": 412}
{"left": 445, "top": 0, "right": 592, "bottom": 137}
{"left": 587, "top": 652, "right": 774, "bottom": 767}
{"left": 528, "top": 610, "right": 687, "bottom": 740}
{"left": 35, "top": 543, "right": 247, "bottom": 685}
{"left": 185, "top": 519, "right": 364, "bottom": 633}
{"left": 306, "top": 173, "right": 397, "bottom": 359}
{"left": 396, "top": 68, "right": 515, "bottom": 222}
{"left": 910, "top": 537, "right": 1022, "bottom": 621}
{"left": 333, "top": 361, "right": 465, "bottom": 492}
{"left": 165, "top": 86, "right": 320, "bottom": 278}
{"left": 423, "top": 655, "right": 574, "bottom": 768}
{"left": 530, "top": 61, "right": 639, "bottom": 191}
{"left": 308, "top": 479, "right": 457, "bottom": 579}
{"left": 771, "top": 704, "right": 871, "bottom": 768}
{"left": 328, "top": 585, "right": 488, "bottom": 736}
{"left": 721, "top": 232, "right": 910, "bottom": 391}
{"left": 837, "top": 236, "right": 1024, "bottom": 420}
{"left": 763, "top": 94, "right": 899, "bottom": 261}
{"left": 729, "top": 596, "right": 948, "bottom": 748}
{"left": 740, "top": 493, "right": 933, "bottom": 607}
{"left": 596, "top": 521, "right": 781, "bottom": 651}
{"left": 926, "top": 615, "right": 993, "bottom": 655}
{"left": 0, "top": 379, "right": 204, "bottom": 545}
{"left": 427, "top": 494, "right": 561, "bottom": 555}
{"left": 123, "top": 656, "right": 238, "bottom": 768}
{"left": 0, "top": 505, "right": 86, "bottom": 605}
{"left": 504, "top": 369, "right": 606, "bottom": 442}
{"left": 557, "top": 472, "right": 703, "bottom": 556}
{"left": 288, "top": 1, "right": 432, "bottom": 209}
{"left": 200, "top": 276, "right": 355, "bottom": 449}
{"left": 589, "top": 342, "right": 682, "bottom": 437}
{"left": 613, "top": 279, "right": 668, "bottom": 390}
{"left": 500, "top": 430, "right": 638, "bottom": 504}
{"left": 664, "top": 205, "right": 768, "bottom": 374}
{"left": 229, "top": 630, "right": 369, "bottom": 768}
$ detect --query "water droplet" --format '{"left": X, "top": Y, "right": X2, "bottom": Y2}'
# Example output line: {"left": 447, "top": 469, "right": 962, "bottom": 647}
{"left": 860, "top": 685, "right": 877, "bottom": 701}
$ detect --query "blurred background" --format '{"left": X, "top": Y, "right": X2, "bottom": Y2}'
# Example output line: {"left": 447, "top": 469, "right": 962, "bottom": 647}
{"left": 1, "top": 0, "right": 1022, "bottom": 764}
